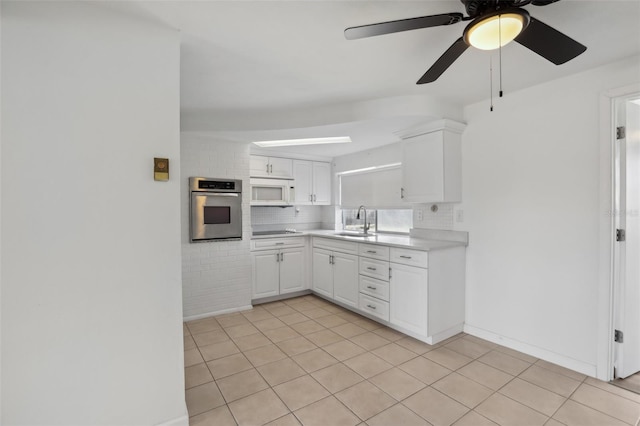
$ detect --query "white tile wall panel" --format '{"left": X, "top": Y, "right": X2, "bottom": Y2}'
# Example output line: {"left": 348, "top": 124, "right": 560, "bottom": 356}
{"left": 181, "top": 134, "right": 252, "bottom": 318}
{"left": 413, "top": 203, "right": 455, "bottom": 230}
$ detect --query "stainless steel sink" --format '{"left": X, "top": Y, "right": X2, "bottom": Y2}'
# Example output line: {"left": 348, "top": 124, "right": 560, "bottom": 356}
{"left": 334, "top": 232, "right": 372, "bottom": 238}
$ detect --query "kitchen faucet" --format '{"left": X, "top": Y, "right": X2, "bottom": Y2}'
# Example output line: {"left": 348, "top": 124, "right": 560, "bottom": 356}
{"left": 357, "top": 205, "right": 370, "bottom": 235}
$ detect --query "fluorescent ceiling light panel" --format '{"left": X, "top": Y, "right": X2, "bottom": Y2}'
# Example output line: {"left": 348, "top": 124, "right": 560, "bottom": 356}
{"left": 338, "top": 162, "right": 402, "bottom": 176}
{"left": 253, "top": 136, "right": 352, "bottom": 147}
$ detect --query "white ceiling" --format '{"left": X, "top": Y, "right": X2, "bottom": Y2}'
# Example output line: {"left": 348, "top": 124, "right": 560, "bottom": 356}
{"left": 107, "top": 0, "right": 640, "bottom": 156}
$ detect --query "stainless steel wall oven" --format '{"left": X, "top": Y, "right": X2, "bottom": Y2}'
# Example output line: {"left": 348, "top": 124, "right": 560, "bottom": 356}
{"left": 189, "top": 177, "right": 243, "bottom": 242}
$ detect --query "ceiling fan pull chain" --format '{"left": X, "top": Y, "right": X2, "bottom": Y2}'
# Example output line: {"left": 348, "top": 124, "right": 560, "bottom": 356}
{"left": 499, "top": 15, "right": 504, "bottom": 97}
{"left": 490, "top": 56, "right": 494, "bottom": 112}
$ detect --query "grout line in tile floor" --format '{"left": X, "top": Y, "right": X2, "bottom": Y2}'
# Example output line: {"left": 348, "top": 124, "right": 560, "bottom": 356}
{"left": 184, "top": 295, "right": 640, "bottom": 426}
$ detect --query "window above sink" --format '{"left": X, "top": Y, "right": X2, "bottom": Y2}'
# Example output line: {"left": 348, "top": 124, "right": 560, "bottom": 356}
{"left": 341, "top": 208, "right": 412, "bottom": 235}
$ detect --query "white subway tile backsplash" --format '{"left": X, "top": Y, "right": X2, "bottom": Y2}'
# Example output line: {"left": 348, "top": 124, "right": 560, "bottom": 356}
{"left": 250, "top": 205, "right": 333, "bottom": 231}
{"left": 412, "top": 203, "right": 455, "bottom": 230}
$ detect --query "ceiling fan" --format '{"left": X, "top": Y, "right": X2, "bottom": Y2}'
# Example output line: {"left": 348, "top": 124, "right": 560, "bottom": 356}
{"left": 344, "top": 0, "right": 587, "bottom": 84}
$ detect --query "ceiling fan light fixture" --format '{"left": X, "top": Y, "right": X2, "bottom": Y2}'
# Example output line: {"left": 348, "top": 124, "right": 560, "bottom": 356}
{"left": 464, "top": 10, "right": 530, "bottom": 50}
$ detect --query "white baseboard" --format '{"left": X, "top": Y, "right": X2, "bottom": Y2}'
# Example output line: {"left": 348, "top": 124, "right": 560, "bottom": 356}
{"left": 155, "top": 404, "right": 188, "bottom": 426}
{"left": 252, "top": 290, "right": 312, "bottom": 305}
{"left": 425, "top": 324, "right": 464, "bottom": 345}
{"left": 184, "top": 304, "right": 253, "bottom": 322}
{"left": 464, "top": 324, "right": 597, "bottom": 377}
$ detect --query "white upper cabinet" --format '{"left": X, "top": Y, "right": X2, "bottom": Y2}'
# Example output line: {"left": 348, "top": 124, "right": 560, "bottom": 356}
{"left": 293, "top": 160, "right": 313, "bottom": 204}
{"left": 250, "top": 155, "right": 293, "bottom": 178}
{"left": 312, "top": 162, "right": 331, "bottom": 205}
{"left": 293, "top": 160, "right": 331, "bottom": 205}
{"left": 400, "top": 120, "right": 465, "bottom": 203}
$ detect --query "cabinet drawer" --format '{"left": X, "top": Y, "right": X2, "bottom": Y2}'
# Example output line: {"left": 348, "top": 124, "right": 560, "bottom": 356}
{"left": 359, "top": 293, "right": 390, "bottom": 321}
{"left": 251, "top": 237, "right": 305, "bottom": 251}
{"left": 359, "top": 275, "right": 389, "bottom": 302}
{"left": 390, "top": 247, "right": 428, "bottom": 268}
{"left": 359, "top": 257, "right": 389, "bottom": 281}
{"left": 313, "top": 237, "right": 358, "bottom": 255}
{"left": 358, "top": 244, "right": 390, "bottom": 261}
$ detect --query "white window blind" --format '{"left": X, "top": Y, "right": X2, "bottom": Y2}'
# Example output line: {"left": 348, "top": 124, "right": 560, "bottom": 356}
{"left": 339, "top": 166, "right": 402, "bottom": 208}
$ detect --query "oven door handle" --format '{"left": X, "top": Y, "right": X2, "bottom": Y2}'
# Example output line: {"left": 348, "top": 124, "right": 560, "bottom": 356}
{"left": 201, "top": 193, "right": 240, "bottom": 198}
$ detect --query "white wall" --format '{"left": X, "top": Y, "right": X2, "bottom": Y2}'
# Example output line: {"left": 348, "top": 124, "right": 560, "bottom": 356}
{"left": 181, "top": 135, "right": 252, "bottom": 319}
{"left": 1, "top": 3, "right": 185, "bottom": 425}
{"left": 0, "top": 3, "right": 3, "bottom": 420}
{"left": 459, "top": 56, "right": 640, "bottom": 375}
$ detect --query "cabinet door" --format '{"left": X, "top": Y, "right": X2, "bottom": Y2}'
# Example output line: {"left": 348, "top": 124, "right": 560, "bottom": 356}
{"left": 293, "top": 160, "right": 313, "bottom": 205}
{"left": 250, "top": 155, "right": 270, "bottom": 177}
{"left": 312, "top": 162, "right": 331, "bottom": 205}
{"left": 312, "top": 248, "right": 333, "bottom": 298}
{"left": 401, "top": 130, "right": 461, "bottom": 203}
{"left": 252, "top": 250, "right": 280, "bottom": 299}
{"left": 280, "top": 248, "right": 305, "bottom": 294}
{"left": 268, "top": 157, "right": 293, "bottom": 178}
{"left": 333, "top": 252, "right": 359, "bottom": 308}
{"left": 402, "top": 132, "right": 445, "bottom": 202}
{"left": 389, "top": 262, "right": 428, "bottom": 336}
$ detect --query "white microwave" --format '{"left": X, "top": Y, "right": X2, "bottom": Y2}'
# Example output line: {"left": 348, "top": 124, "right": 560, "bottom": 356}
{"left": 250, "top": 178, "right": 294, "bottom": 206}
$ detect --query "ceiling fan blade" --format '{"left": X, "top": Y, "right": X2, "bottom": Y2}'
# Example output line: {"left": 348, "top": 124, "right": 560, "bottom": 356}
{"left": 417, "top": 37, "right": 468, "bottom": 84}
{"left": 531, "top": 0, "right": 561, "bottom": 6}
{"left": 345, "top": 13, "right": 463, "bottom": 40}
{"left": 515, "top": 16, "right": 586, "bottom": 65}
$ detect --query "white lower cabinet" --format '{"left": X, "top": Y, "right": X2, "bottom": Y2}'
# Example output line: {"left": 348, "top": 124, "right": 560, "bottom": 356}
{"left": 279, "top": 249, "right": 305, "bottom": 294}
{"left": 309, "top": 237, "right": 465, "bottom": 344}
{"left": 312, "top": 238, "right": 359, "bottom": 307}
{"left": 312, "top": 247, "right": 358, "bottom": 307}
{"left": 252, "top": 250, "right": 281, "bottom": 299}
{"left": 252, "top": 237, "right": 306, "bottom": 300}
{"left": 359, "top": 293, "right": 389, "bottom": 321}
{"left": 389, "top": 262, "right": 428, "bottom": 336}
{"left": 359, "top": 275, "right": 389, "bottom": 301}
{"left": 312, "top": 248, "right": 333, "bottom": 298}
{"left": 333, "top": 253, "right": 359, "bottom": 308}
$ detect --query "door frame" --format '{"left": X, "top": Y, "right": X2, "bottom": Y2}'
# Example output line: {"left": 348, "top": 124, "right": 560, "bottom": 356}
{"left": 596, "top": 83, "right": 640, "bottom": 381}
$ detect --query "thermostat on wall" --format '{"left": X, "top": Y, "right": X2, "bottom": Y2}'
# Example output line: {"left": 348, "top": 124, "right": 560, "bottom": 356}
{"left": 154, "top": 158, "right": 169, "bottom": 181}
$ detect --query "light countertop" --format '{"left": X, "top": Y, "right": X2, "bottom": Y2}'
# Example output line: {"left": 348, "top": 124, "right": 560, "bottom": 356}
{"left": 251, "top": 229, "right": 466, "bottom": 251}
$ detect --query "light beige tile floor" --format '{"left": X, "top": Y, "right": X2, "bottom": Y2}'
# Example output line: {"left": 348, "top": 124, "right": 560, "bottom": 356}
{"left": 184, "top": 295, "right": 640, "bottom": 426}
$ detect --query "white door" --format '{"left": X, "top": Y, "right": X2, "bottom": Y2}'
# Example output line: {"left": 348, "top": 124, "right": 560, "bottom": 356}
{"left": 613, "top": 95, "right": 640, "bottom": 379}
{"left": 333, "top": 252, "right": 359, "bottom": 308}
{"left": 389, "top": 262, "right": 428, "bottom": 336}
{"left": 268, "top": 157, "right": 293, "bottom": 178}
{"left": 312, "top": 162, "right": 332, "bottom": 205}
{"left": 312, "top": 248, "right": 333, "bottom": 298}
{"left": 252, "top": 251, "right": 280, "bottom": 299}
{"left": 280, "top": 248, "right": 305, "bottom": 294}
{"left": 293, "top": 160, "right": 313, "bottom": 205}
{"left": 250, "top": 155, "right": 270, "bottom": 177}
{"left": 401, "top": 132, "right": 444, "bottom": 202}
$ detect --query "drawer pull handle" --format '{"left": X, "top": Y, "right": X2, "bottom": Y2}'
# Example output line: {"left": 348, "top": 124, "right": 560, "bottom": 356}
{"left": 366, "top": 304, "right": 377, "bottom": 310}
{"left": 366, "top": 250, "right": 377, "bottom": 254}
{"left": 366, "top": 267, "right": 377, "bottom": 271}
{"left": 366, "top": 286, "right": 377, "bottom": 290}
{"left": 399, "top": 255, "right": 412, "bottom": 259}
{"left": 275, "top": 242, "right": 285, "bottom": 245}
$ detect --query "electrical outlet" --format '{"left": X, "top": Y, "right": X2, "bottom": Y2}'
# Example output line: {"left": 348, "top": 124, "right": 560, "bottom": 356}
{"left": 417, "top": 209, "right": 424, "bottom": 222}
{"left": 456, "top": 210, "right": 464, "bottom": 222}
